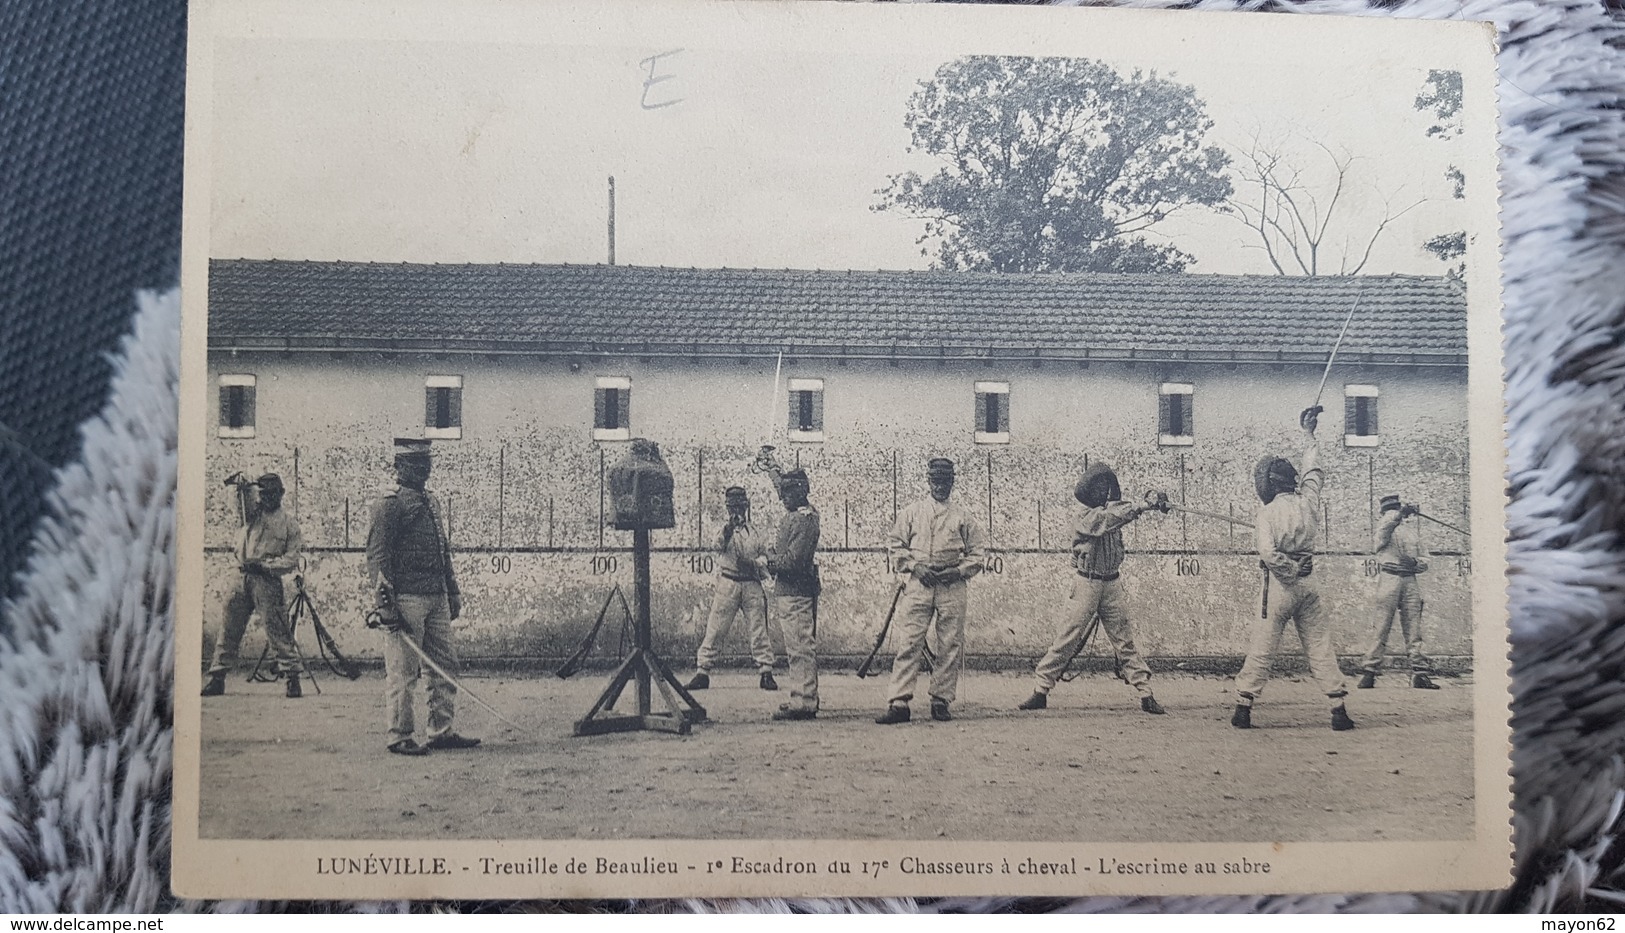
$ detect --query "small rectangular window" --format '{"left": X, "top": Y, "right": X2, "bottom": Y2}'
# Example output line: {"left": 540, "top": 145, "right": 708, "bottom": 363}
{"left": 594, "top": 376, "right": 632, "bottom": 441}
{"left": 1158, "top": 383, "right": 1194, "bottom": 446}
{"left": 974, "top": 381, "right": 1010, "bottom": 444}
{"left": 217, "top": 374, "right": 256, "bottom": 439}
{"left": 424, "top": 375, "right": 463, "bottom": 439}
{"left": 786, "top": 378, "right": 825, "bottom": 442}
{"left": 1344, "top": 385, "right": 1380, "bottom": 447}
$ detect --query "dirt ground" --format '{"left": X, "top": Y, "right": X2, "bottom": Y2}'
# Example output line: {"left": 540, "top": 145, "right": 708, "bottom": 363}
{"left": 198, "top": 668, "right": 1475, "bottom": 842}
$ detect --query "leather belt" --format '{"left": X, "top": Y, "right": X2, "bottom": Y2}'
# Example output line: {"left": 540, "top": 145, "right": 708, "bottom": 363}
{"left": 1077, "top": 570, "right": 1120, "bottom": 582}
{"left": 720, "top": 570, "right": 761, "bottom": 583}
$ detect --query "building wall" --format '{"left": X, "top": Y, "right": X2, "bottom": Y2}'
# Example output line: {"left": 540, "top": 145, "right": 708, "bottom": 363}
{"left": 202, "top": 351, "right": 1474, "bottom": 666}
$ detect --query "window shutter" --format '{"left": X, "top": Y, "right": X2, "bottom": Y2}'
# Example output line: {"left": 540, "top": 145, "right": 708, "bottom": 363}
{"left": 999, "top": 392, "right": 1009, "bottom": 434}
{"left": 1158, "top": 392, "right": 1171, "bottom": 435}
{"left": 810, "top": 390, "right": 824, "bottom": 432}
{"left": 975, "top": 392, "right": 989, "bottom": 433}
{"left": 1345, "top": 394, "right": 1358, "bottom": 434}
{"left": 594, "top": 387, "right": 608, "bottom": 429}
{"left": 425, "top": 387, "right": 438, "bottom": 427}
{"left": 617, "top": 387, "right": 630, "bottom": 430}
{"left": 219, "top": 385, "right": 233, "bottom": 427}
{"left": 787, "top": 390, "right": 799, "bottom": 432}
{"left": 242, "top": 386, "right": 255, "bottom": 428}
{"left": 1366, "top": 396, "right": 1378, "bottom": 436}
{"left": 448, "top": 387, "right": 463, "bottom": 428}
{"left": 1180, "top": 393, "right": 1193, "bottom": 437}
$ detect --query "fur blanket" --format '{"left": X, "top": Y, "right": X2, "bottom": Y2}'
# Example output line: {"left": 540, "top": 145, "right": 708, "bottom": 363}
{"left": 2, "top": 0, "right": 1623, "bottom": 914}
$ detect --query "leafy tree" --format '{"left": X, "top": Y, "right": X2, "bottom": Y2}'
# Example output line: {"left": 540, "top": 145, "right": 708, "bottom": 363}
{"left": 1415, "top": 69, "right": 1463, "bottom": 139}
{"left": 1416, "top": 69, "right": 1466, "bottom": 282}
{"left": 875, "top": 56, "right": 1232, "bottom": 274}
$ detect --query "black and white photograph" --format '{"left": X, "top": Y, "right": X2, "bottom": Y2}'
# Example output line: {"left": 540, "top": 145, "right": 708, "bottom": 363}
{"left": 173, "top": 0, "right": 1509, "bottom": 899}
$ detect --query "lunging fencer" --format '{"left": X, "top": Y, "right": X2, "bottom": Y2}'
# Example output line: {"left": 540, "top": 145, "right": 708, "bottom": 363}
{"left": 1018, "top": 463, "right": 1169, "bottom": 716}
{"left": 366, "top": 437, "right": 480, "bottom": 756}
{"left": 685, "top": 485, "right": 780, "bottom": 692}
{"left": 1233, "top": 406, "right": 1355, "bottom": 731}
{"left": 202, "top": 472, "right": 307, "bottom": 699}
{"left": 1357, "top": 494, "right": 1439, "bottom": 690}
{"left": 756, "top": 454, "right": 821, "bottom": 721}
{"left": 876, "top": 457, "right": 988, "bottom": 725}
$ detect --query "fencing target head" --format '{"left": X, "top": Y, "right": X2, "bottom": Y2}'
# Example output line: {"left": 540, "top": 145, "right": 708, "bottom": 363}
{"left": 1074, "top": 462, "right": 1121, "bottom": 507}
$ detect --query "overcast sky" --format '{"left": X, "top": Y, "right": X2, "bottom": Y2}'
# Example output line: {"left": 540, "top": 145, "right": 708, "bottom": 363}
{"left": 208, "top": 4, "right": 1475, "bottom": 277}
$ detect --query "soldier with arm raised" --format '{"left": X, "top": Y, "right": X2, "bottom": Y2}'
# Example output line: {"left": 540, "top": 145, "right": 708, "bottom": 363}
{"left": 685, "top": 486, "right": 779, "bottom": 693}
{"left": 1232, "top": 407, "right": 1355, "bottom": 732}
{"left": 201, "top": 473, "right": 307, "bottom": 699}
{"left": 1018, "top": 462, "right": 1169, "bottom": 716}
{"left": 754, "top": 448, "right": 821, "bottom": 721}
{"left": 1357, "top": 495, "right": 1438, "bottom": 690}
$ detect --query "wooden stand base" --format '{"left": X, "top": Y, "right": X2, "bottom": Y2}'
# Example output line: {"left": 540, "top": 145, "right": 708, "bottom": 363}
{"left": 572, "top": 647, "right": 707, "bottom": 736}
{"left": 572, "top": 527, "right": 707, "bottom": 737}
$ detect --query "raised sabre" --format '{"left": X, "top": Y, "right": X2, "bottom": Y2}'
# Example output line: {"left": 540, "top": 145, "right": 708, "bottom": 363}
{"left": 1311, "top": 289, "right": 1365, "bottom": 413}
{"left": 762, "top": 350, "right": 784, "bottom": 448}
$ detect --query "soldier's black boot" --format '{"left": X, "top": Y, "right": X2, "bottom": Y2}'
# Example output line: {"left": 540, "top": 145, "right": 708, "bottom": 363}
{"left": 1141, "top": 695, "right": 1166, "bottom": 715}
{"left": 1357, "top": 672, "right": 1377, "bottom": 689}
{"left": 201, "top": 673, "right": 226, "bottom": 697}
{"left": 1412, "top": 673, "right": 1440, "bottom": 690}
{"left": 874, "top": 704, "right": 910, "bottom": 725}
{"left": 285, "top": 674, "right": 302, "bottom": 699}
{"left": 759, "top": 671, "right": 778, "bottom": 691}
{"left": 1017, "top": 691, "right": 1047, "bottom": 711}
{"left": 684, "top": 672, "right": 710, "bottom": 691}
{"left": 930, "top": 699, "right": 953, "bottom": 722}
{"left": 1230, "top": 704, "right": 1252, "bottom": 729}
{"left": 1331, "top": 705, "right": 1356, "bottom": 731}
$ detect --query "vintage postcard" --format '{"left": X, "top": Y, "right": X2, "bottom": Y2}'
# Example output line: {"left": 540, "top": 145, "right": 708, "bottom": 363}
{"left": 173, "top": 0, "right": 1509, "bottom": 899}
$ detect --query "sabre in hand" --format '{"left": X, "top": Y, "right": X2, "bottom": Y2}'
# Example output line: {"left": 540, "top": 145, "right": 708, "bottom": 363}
{"left": 366, "top": 602, "right": 524, "bottom": 733}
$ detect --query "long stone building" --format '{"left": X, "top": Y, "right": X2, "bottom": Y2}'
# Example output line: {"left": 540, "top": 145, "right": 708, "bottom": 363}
{"left": 202, "top": 259, "right": 1473, "bottom": 670}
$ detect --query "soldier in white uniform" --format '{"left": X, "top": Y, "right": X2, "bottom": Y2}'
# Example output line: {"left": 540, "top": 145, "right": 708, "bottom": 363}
{"left": 1357, "top": 494, "right": 1440, "bottom": 690}
{"left": 1018, "top": 463, "right": 1169, "bottom": 715}
{"left": 685, "top": 485, "right": 779, "bottom": 692}
{"left": 875, "top": 457, "right": 987, "bottom": 725}
{"left": 1232, "top": 407, "right": 1355, "bottom": 731}
{"left": 201, "top": 473, "right": 306, "bottom": 698}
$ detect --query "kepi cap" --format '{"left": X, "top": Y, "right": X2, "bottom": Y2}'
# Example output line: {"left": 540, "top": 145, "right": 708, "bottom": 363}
{"left": 393, "top": 437, "right": 434, "bottom": 459}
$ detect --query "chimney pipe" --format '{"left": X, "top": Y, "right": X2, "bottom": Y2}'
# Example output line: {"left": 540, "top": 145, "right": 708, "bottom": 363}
{"left": 608, "top": 176, "right": 617, "bottom": 266}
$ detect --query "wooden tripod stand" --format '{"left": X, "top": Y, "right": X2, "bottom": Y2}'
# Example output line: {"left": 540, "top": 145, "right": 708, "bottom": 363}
{"left": 573, "top": 528, "right": 708, "bottom": 736}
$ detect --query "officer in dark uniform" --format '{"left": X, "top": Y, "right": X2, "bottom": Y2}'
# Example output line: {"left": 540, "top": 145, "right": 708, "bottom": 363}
{"left": 366, "top": 437, "right": 480, "bottom": 756}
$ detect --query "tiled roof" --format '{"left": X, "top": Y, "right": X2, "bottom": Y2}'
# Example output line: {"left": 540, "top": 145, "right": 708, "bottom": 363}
{"left": 207, "top": 260, "right": 1468, "bottom": 362}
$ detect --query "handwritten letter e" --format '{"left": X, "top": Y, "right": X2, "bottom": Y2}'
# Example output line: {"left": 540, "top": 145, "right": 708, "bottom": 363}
{"left": 639, "top": 49, "right": 684, "bottom": 110}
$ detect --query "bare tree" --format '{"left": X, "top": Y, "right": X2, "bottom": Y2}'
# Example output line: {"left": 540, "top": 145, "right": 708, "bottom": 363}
{"left": 1224, "top": 134, "right": 1425, "bottom": 276}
